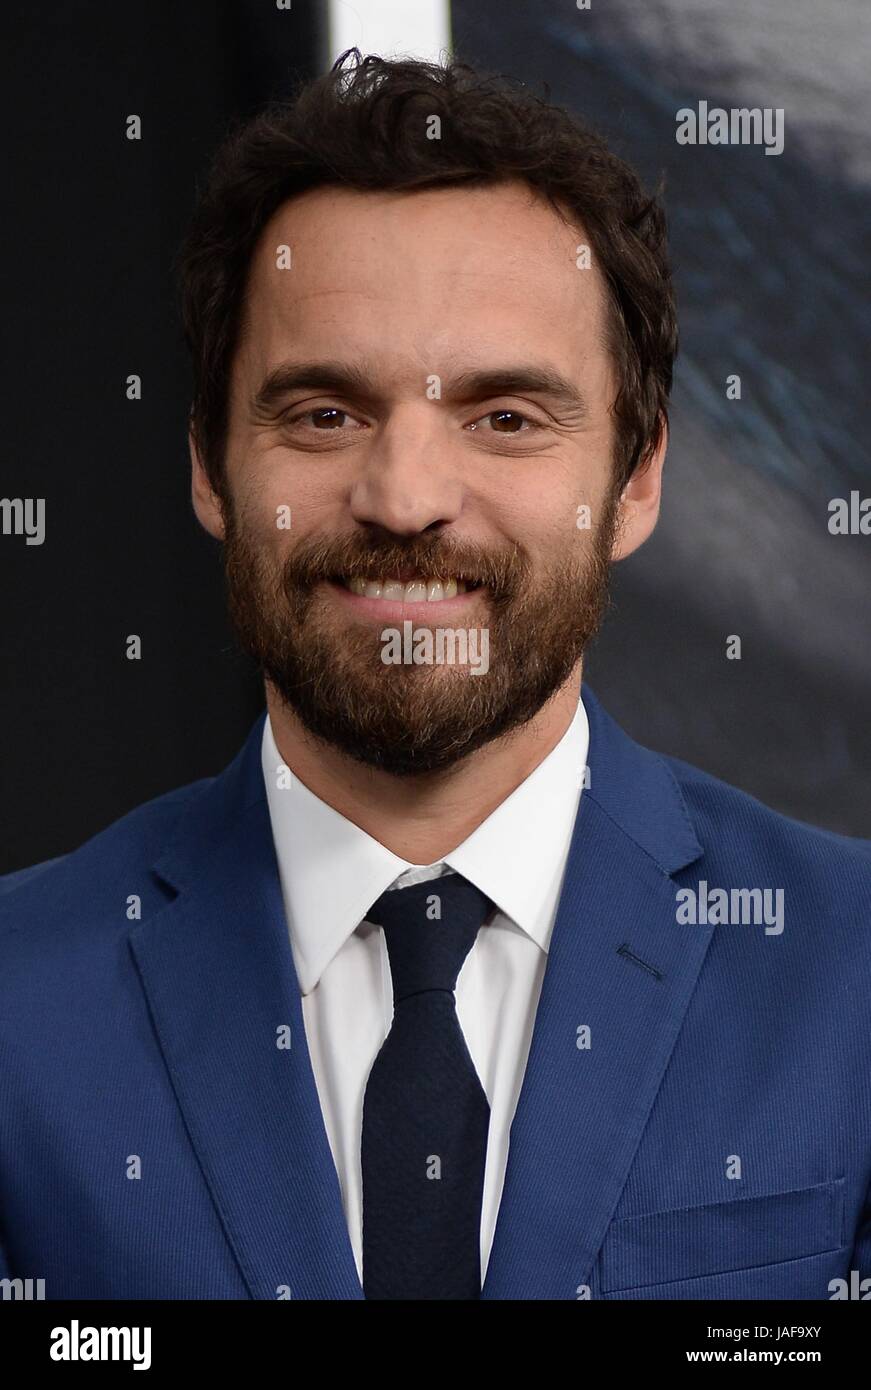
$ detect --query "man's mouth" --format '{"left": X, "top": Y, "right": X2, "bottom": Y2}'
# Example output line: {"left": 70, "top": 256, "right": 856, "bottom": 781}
{"left": 336, "top": 574, "right": 482, "bottom": 603}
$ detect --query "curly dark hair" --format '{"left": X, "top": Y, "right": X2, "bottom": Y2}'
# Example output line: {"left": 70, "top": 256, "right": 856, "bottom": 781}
{"left": 175, "top": 48, "right": 677, "bottom": 501}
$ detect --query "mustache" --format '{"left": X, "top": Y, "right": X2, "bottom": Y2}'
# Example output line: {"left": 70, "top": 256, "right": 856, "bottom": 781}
{"left": 279, "top": 532, "right": 530, "bottom": 599}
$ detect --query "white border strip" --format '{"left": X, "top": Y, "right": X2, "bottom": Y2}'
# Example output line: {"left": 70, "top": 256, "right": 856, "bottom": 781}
{"left": 327, "top": 0, "right": 452, "bottom": 65}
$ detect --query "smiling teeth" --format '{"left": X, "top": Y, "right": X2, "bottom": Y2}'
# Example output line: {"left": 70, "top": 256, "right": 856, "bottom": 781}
{"left": 344, "top": 576, "right": 467, "bottom": 601}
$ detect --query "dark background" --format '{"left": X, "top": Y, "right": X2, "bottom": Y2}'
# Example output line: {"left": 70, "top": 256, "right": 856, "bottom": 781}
{"left": 2, "top": 0, "right": 869, "bottom": 873}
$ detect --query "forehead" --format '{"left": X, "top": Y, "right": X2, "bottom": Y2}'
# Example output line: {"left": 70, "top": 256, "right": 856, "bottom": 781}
{"left": 236, "top": 180, "right": 611, "bottom": 392}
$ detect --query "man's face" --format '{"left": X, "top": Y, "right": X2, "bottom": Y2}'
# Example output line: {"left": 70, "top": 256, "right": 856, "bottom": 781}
{"left": 201, "top": 181, "right": 639, "bottom": 775}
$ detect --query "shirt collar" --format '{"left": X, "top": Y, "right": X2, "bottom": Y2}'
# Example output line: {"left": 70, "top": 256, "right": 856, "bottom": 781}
{"left": 262, "top": 696, "right": 589, "bottom": 993}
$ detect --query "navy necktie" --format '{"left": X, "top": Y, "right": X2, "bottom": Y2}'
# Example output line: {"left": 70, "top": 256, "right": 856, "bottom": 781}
{"left": 361, "top": 873, "right": 493, "bottom": 1300}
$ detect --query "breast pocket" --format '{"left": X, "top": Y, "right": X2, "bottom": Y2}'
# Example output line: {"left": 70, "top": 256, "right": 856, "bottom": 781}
{"left": 599, "top": 1179, "right": 845, "bottom": 1294}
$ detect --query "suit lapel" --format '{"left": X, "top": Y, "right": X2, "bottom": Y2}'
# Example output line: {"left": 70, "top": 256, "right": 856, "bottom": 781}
{"left": 482, "top": 688, "right": 711, "bottom": 1299}
{"left": 129, "top": 716, "right": 363, "bottom": 1300}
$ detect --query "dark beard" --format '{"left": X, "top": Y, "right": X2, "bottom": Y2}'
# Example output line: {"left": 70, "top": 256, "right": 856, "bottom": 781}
{"left": 222, "top": 499, "right": 620, "bottom": 776}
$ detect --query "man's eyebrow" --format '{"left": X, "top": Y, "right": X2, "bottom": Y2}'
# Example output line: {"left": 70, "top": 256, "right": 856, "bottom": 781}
{"left": 251, "top": 360, "right": 589, "bottom": 417}
{"left": 252, "top": 361, "right": 379, "bottom": 414}
{"left": 448, "top": 366, "right": 589, "bottom": 416}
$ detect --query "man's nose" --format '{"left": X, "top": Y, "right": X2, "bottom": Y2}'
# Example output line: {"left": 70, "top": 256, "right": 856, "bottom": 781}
{"left": 348, "top": 412, "right": 465, "bottom": 536}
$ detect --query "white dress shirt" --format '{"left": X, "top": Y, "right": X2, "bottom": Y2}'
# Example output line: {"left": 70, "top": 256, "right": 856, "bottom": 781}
{"left": 261, "top": 694, "right": 589, "bottom": 1286}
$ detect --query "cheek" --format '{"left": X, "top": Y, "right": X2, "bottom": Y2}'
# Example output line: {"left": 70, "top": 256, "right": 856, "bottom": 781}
{"left": 494, "top": 476, "right": 616, "bottom": 576}
{"left": 229, "top": 469, "right": 310, "bottom": 557}
{"left": 482, "top": 471, "right": 590, "bottom": 555}
{"left": 251, "top": 457, "right": 351, "bottom": 541}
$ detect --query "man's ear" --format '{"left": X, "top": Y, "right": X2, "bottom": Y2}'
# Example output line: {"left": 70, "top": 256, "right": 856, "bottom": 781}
{"left": 189, "top": 422, "right": 226, "bottom": 541}
{"left": 610, "top": 421, "right": 667, "bottom": 563}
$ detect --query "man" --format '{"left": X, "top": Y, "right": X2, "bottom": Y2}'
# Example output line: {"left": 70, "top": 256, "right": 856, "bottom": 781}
{"left": 1, "top": 50, "right": 869, "bottom": 1302}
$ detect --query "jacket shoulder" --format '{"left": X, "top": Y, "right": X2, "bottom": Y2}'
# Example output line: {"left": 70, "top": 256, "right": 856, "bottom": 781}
{"left": 0, "top": 776, "right": 214, "bottom": 914}
{"left": 661, "top": 749, "right": 871, "bottom": 879}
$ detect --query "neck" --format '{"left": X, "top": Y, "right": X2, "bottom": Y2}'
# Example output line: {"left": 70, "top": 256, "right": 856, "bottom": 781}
{"left": 265, "top": 666, "right": 584, "bottom": 864}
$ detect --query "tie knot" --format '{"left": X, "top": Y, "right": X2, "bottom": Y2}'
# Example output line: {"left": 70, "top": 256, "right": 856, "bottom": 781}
{"left": 366, "top": 873, "right": 494, "bottom": 1002}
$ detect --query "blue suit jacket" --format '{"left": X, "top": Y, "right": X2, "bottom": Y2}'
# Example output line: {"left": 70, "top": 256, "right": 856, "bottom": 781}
{"left": 1, "top": 688, "right": 870, "bottom": 1300}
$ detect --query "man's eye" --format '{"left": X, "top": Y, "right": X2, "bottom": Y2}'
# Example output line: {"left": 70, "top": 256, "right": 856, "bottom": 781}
{"left": 469, "top": 410, "right": 537, "bottom": 435}
{"left": 288, "top": 407, "right": 355, "bottom": 430}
